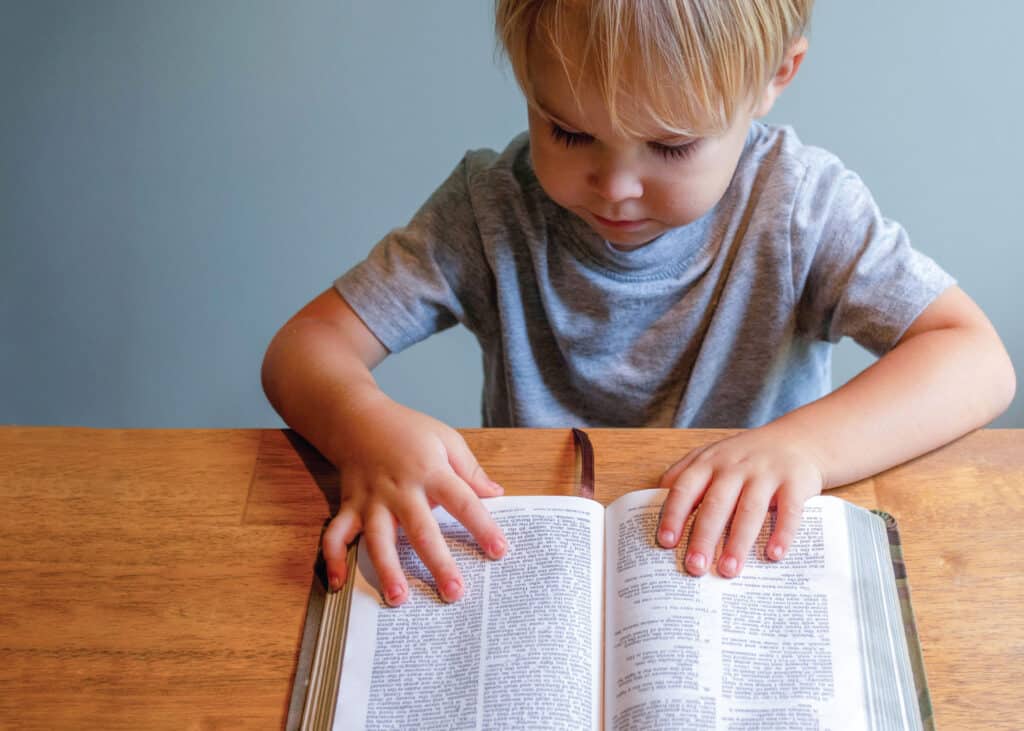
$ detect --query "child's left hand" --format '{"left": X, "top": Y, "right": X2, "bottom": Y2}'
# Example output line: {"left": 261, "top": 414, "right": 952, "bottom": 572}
{"left": 656, "top": 426, "right": 826, "bottom": 578}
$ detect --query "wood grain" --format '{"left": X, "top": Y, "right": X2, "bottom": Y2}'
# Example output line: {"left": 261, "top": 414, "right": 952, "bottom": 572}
{"left": 0, "top": 426, "right": 1020, "bottom": 729}
{"left": 872, "top": 430, "right": 1024, "bottom": 729}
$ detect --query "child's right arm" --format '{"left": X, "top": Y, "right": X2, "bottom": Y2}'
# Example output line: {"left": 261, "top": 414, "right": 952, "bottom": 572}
{"left": 261, "top": 288, "right": 507, "bottom": 605}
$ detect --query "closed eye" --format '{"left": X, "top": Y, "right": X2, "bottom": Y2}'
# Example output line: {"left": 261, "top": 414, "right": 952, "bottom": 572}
{"left": 551, "top": 121, "right": 701, "bottom": 162}
{"left": 648, "top": 139, "right": 700, "bottom": 161}
{"left": 549, "top": 122, "right": 593, "bottom": 147}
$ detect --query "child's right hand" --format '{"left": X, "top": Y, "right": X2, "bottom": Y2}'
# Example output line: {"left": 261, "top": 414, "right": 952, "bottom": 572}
{"left": 320, "top": 392, "right": 507, "bottom": 606}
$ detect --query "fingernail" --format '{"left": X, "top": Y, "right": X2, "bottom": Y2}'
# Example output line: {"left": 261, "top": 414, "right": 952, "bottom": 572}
{"left": 720, "top": 556, "right": 738, "bottom": 576}
{"left": 441, "top": 579, "right": 462, "bottom": 602}
{"left": 328, "top": 573, "right": 342, "bottom": 592}
{"left": 489, "top": 538, "right": 507, "bottom": 559}
{"left": 686, "top": 552, "right": 707, "bottom": 572}
{"left": 385, "top": 584, "right": 405, "bottom": 605}
{"left": 659, "top": 529, "right": 675, "bottom": 546}
{"left": 768, "top": 544, "right": 784, "bottom": 560}
{"left": 489, "top": 479, "right": 504, "bottom": 494}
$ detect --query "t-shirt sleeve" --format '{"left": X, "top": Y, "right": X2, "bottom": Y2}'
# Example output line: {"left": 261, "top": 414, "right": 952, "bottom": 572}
{"left": 791, "top": 155, "right": 955, "bottom": 356}
{"left": 333, "top": 154, "right": 497, "bottom": 354}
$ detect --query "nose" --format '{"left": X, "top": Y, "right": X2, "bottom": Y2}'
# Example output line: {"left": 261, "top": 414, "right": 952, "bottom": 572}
{"left": 587, "top": 157, "right": 643, "bottom": 203}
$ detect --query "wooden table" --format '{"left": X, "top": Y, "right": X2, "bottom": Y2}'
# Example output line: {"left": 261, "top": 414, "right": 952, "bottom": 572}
{"left": 0, "top": 427, "right": 1021, "bottom": 729}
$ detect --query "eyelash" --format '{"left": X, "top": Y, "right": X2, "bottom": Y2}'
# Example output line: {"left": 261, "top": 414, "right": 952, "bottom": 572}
{"left": 548, "top": 123, "right": 698, "bottom": 161}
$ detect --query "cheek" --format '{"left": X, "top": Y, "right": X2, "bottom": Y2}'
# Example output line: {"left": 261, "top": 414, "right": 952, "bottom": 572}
{"left": 654, "top": 156, "right": 736, "bottom": 223}
{"left": 648, "top": 176, "right": 710, "bottom": 223}
{"left": 531, "top": 143, "right": 582, "bottom": 206}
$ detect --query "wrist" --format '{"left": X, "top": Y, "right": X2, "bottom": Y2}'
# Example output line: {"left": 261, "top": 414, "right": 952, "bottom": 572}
{"left": 324, "top": 384, "right": 393, "bottom": 467}
{"left": 757, "top": 414, "right": 832, "bottom": 490}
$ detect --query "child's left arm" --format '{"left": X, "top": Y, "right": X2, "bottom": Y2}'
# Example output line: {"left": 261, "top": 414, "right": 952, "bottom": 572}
{"left": 656, "top": 285, "right": 1016, "bottom": 578}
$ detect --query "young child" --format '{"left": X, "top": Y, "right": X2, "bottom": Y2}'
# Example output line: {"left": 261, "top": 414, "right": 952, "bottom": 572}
{"left": 262, "top": 0, "right": 1015, "bottom": 606}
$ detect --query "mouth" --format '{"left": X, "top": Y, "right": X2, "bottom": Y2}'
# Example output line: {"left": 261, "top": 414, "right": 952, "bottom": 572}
{"left": 591, "top": 213, "right": 650, "bottom": 230}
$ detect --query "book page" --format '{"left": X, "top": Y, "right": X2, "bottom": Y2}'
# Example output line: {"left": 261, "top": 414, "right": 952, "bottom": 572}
{"left": 603, "top": 489, "right": 915, "bottom": 731}
{"left": 334, "top": 495, "right": 604, "bottom": 731}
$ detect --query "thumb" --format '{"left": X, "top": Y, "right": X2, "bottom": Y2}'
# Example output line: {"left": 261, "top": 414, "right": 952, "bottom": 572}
{"left": 446, "top": 435, "right": 504, "bottom": 498}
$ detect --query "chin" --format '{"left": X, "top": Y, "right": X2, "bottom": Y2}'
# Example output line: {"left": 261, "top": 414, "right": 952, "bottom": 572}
{"left": 599, "top": 223, "right": 670, "bottom": 248}
{"left": 602, "top": 233, "right": 657, "bottom": 248}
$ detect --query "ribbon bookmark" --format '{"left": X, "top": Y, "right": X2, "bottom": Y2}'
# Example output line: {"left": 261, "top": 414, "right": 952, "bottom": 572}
{"left": 571, "top": 428, "right": 595, "bottom": 500}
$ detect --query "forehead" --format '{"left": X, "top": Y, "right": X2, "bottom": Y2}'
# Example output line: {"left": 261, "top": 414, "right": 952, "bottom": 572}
{"left": 527, "top": 38, "right": 690, "bottom": 140}
{"left": 524, "top": 23, "right": 724, "bottom": 139}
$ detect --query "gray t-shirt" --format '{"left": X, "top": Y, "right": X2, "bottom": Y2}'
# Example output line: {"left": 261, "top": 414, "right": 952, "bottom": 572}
{"left": 335, "top": 123, "right": 954, "bottom": 428}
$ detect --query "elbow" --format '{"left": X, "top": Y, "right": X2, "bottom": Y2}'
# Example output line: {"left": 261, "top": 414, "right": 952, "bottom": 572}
{"left": 260, "top": 329, "right": 286, "bottom": 414}
{"left": 259, "top": 352, "right": 274, "bottom": 407}
{"left": 994, "top": 350, "right": 1017, "bottom": 418}
{"left": 982, "top": 337, "right": 1017, "bottom": 424}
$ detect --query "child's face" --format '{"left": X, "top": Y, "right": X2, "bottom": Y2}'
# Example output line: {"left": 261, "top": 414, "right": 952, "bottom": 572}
{"left": 527, "top": 46, "right": 758, "bottom": 250}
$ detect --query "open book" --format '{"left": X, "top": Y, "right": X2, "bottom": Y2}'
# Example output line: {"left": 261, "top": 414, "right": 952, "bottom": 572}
{"left": 294, "top": 489, "right": 928, "bottom": 730}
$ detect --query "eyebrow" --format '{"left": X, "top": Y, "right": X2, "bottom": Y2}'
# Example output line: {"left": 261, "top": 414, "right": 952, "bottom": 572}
{"left": 533, "top": 96, "right": 699, "bottom": 145}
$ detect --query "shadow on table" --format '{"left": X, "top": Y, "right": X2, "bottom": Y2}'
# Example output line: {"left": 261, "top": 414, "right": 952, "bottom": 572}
{"left": 283, "top": 429, "right": 340, "bottom": 516}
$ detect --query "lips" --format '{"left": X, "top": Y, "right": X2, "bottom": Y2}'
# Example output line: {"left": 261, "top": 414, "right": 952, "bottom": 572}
{"left": 592, "top": 213, "right": 649, "bottom": 230}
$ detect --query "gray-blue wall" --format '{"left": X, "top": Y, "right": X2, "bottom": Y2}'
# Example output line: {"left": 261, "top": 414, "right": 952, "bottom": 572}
{"left": 3, "top": 1, "right": 1021, "bottom": 428}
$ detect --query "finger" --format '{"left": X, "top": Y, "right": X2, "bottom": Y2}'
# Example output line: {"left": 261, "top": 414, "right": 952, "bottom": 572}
{"left": 322, "top": 504, "right": 363, "bottom": 592}
{"left": 446, "top": 435, "right": 504, "bottom": 498}
{"left": 684, "top": 470, "right": 745, "bottom": 576}
{"left": 363, "top": 504, "right": 408, "bottom": 606}
{"left": 658, "top": 445, "right": 707, "bottom": 490}
{"left": 430, "top": 473, "right": 507, "bottom": 561}
{"left": 657, "top": 461, "right": 713, "bottom": 549}
{"left": 392, "top": 493, "right": 464, "bottom": 603}
{"left": 718, "top": 480, "right": 775, "bottom": 578}
{"left": 766, "top": 488, "right": 805, "bottom": 561}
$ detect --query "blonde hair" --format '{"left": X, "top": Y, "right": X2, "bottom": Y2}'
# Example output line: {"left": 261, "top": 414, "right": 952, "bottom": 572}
{"left": 496, "top": 0, "right": 813, "bottom": 137}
